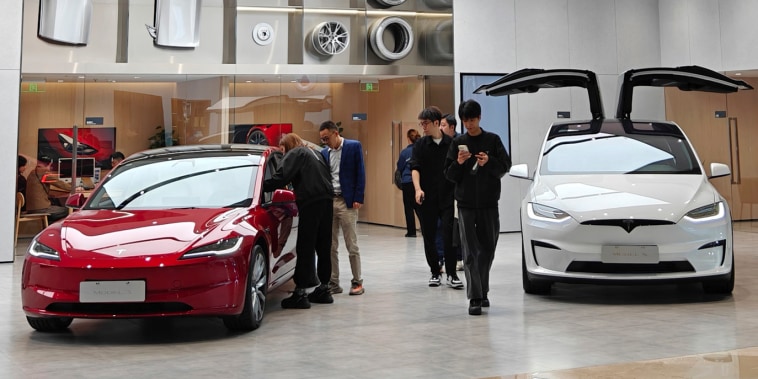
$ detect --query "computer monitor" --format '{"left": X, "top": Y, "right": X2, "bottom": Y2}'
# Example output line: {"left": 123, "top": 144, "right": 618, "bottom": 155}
{"left": 58, "top": 158, "right": 96, "bottom": 179}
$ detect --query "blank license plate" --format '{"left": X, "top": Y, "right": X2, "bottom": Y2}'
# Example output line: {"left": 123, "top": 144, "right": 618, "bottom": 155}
{"left": 601, "top": 245, "right": 659, "bottom": 264}
{"left": 79, "top": 281, "right": 146, "bottom": 303}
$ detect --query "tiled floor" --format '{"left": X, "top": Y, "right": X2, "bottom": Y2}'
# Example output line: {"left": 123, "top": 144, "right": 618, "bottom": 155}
{"left": 3, "top": 221, "right": 758, "bottom": 378}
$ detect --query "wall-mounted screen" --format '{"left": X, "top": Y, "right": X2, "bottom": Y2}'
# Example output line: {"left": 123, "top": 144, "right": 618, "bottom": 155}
{"left": 460, "top": 74, "right": 511, "bottom": 154}
{"left": 58, "top": 157, "right": 96, "bottom": 178}
{"left": 37, "top": 127, "right": 116, "bottom": 168}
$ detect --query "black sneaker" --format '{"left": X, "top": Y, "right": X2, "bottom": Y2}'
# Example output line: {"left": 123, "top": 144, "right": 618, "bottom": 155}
{"left": 468, "top": 299, "right": 482, "bottom": 316}
{"left": 482, "top": 298, "right": 490, "bottom": 307}
{"left": 447, "top": 275, "right": 464, "bottom": 289}
{"left": 281, "top": 288, "right": 311, "bottom": 309}
{"left": 428, "top": 275, "right": 441, "bottom": 287}
{"left": 308, "top": 285, "right": 334, "bottom": 304}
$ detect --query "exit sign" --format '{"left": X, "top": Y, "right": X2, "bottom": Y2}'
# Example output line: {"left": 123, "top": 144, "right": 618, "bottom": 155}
{"left": 22, "top": 82, "right": 46, "bottom": 93}
{"left": 360, "top": 82, "right": 379, "bottom": 92}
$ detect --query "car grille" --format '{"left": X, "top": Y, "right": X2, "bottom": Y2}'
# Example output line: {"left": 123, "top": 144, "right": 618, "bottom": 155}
{"left": 46, "top": 302, "right": 192, "bottom": 315}
{"left": 566, "top": 261, "right": 695, "bottom": 274}
{"left": 581, "top": 219, "right": 675, "bottom": 233}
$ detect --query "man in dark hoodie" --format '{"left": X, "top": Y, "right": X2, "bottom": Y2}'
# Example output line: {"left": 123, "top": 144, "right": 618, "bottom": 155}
{"left": 263, "top": 133, "right": 334, "bottom": 309}
{"left": 445, "top": 99, "right": 511, "bottom": 316}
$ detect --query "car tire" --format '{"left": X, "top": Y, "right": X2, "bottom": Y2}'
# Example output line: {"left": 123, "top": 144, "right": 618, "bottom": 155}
{"left": 702, "top": 255, "right": 735, "bottom": 295}
{"left": 522, "top": 244, "right": 552, "bottom": 295}
{"left": 26, "top": 316, "right": 73, "bottom": 332}
{"left": 223, "top": 244, "right": 268, "bottom": 331}
{"left": 247, "top": 129, "right": 269, "bottom": 146}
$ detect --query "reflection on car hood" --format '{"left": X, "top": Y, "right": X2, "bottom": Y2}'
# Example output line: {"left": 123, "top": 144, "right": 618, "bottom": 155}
{"left": 55, "top": 208, "right": 245, "bottom": 260}
{"left": 530, "top": 175, "right": 720, "bottom": 222}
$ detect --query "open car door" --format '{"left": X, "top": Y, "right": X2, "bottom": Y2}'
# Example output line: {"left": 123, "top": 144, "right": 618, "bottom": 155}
{"left": 475, "top": 68, "right": 604, "bottom": 120}
{"left": 616, "top": 65, "right": 753, "bottom": 119}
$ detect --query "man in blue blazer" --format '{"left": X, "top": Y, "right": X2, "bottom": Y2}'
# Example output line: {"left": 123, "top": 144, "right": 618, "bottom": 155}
{"left": 319, "top": 121, "right": 367, "bottom": 296}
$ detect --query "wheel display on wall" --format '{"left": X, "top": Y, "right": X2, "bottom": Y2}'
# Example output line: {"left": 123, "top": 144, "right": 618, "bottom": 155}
{"left": 423, "top": 0, "right": 452, "bottom": 9}
{"left": 252, "top": 23, "right": 274, "bottom": 46}
{"left": 311, "top": 21, "right": 350, "bottom": 56}
{"left": 369, "top": 17, "right": 414, "bottom": 61}
{"left": 424, "top": 19, "right": 453, "bottom": 62}
{"left": 374, "top": 0, "right": 407, "bottom": 6}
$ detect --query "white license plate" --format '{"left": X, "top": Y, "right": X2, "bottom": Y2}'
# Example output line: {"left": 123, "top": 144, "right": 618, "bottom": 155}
{"left": 601, "top": 245, "right": 659, "bottom": 264}
{"left": 79, "top": 280, "right": 146, "bottom": 303}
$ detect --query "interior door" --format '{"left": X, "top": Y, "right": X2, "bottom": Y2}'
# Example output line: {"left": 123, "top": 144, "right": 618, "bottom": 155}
{"left": 725, "top": 77, "right": 758, "bottom": 220}
{"left": 665, "top": 77, "right": 758, "bottom": 221}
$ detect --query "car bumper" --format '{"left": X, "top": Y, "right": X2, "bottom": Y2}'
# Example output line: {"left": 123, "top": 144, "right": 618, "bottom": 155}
{"left": 21, "top": 255, "right": 249, "bottom": 319}
{"left": 521, "top": 210, "right": 733, "bottom": 283}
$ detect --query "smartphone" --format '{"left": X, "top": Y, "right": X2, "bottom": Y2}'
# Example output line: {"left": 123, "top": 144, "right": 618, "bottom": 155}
{"left": 458, "top": 145, "right": 469, "bottom": 152}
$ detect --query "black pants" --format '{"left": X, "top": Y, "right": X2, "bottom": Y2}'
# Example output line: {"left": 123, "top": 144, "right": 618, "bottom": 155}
{"left": 458, "top": 207, "right": 499, "bottom": 300}
{"left": 293, "top": 199, "right": 333, "bottom": 288}
{"left": 419, "top": 199, "right": 455, "bottom": 276}
{"left": 401, "top": 182, "right": 419, "bottom": 236}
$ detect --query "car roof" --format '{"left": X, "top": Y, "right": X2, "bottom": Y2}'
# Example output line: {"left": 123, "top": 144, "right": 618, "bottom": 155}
{"left": 124, "top": 144, "right": 272, "bottom": 163}
{"left": 547, "top": 119, "right": 687, "bottom": 141}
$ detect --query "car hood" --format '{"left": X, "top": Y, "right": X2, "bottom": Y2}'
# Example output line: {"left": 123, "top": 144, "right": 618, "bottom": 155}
{"left": 48, "top": 208, "right": 247, "bottom": 260}
{"left": 529, "top": 175, "right": 721, "bottom": 222}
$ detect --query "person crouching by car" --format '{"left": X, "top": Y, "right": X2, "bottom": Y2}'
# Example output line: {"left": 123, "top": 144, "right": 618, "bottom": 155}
{"left": 263, "top": 133, "right": 335, "bottom": 309}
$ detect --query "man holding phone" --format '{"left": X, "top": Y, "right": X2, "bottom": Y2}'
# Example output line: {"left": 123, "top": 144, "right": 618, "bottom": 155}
{"left": 445, "top": 99, "right": 511, "bottom": 316}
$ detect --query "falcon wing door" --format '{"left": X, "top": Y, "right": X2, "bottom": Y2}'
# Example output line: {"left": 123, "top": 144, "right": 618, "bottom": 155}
{"left": 475, "top": 68, "right": 604, "bottom": 120}
{"left": 616, "top": 65, "right": 753, "bottom": 119}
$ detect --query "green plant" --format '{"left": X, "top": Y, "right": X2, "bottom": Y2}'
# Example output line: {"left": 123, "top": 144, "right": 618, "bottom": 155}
{"left": 148, "top": 125, "right": 179, "bottom": 148}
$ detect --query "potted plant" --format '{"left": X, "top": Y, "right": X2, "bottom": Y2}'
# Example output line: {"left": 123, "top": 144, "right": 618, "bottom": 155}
{"left": 148, "top": 125, "right": 180, "bottom": 148}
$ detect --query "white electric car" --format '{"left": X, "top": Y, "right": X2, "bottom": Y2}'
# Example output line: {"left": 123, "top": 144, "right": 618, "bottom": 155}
{"left": 476, "top": 66, "right": 752, "bottom": 295}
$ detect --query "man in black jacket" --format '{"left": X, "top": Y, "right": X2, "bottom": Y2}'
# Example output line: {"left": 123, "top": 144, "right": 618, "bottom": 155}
{"left": 445, "top": 100, "right": 511, "bottom": 316}
{"left": 410, "top": 107, "right": 463, "bottom": 289}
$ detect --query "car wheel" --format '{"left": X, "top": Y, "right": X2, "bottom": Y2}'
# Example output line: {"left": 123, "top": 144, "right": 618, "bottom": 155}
{"left": 522, "top": 244, "right": 552, "bottom": 295}
{"left": 26, "top": 316, "right": 73, "bottom": 332}
{"left": 223, "top": 245, "right": 268, "bottom": 331}
{"left": 702, "top": 255, "right": 735, "bottom": 295}
{"left": 247, "top": 129, "right": 269, "bottom": 146}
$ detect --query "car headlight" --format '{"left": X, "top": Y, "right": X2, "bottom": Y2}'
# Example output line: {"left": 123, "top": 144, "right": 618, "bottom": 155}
{"left": 181, "top": 237, "right": 243, "bottom": 259}
{"left": 528, "top": 203, "right": 571, "bottom": 222}
{"left": 684, "top": 202, "right": 724, "bottom": 222}
{"left": 28, "top": 239, "right": 60, "bottom": 261}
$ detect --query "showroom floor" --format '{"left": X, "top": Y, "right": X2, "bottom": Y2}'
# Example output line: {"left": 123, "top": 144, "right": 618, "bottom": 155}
{"left": 4, "top": 221, "right": 758, "bottom": 378}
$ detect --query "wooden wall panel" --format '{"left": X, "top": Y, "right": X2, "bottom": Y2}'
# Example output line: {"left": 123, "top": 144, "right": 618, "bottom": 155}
{"left": 665, "top": 77, "right": 758, "bottom": 220}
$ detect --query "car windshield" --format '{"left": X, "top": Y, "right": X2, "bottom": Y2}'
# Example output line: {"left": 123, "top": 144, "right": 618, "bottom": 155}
{"left": 85, "top": 155, "right": 259, "bottom": 210}
{"left": 540, "top": 131, "right": 701, "bottom": 175}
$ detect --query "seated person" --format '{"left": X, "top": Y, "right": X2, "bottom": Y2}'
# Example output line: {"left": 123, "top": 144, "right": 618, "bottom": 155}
{"left": 25, "top": 155, "right": 71, "bottom": 223}
{"left": 17, "top": 155, "right": 27, "bottom": 210}
{"left": 111, "top": 151, "right": 125, "bottom": 168}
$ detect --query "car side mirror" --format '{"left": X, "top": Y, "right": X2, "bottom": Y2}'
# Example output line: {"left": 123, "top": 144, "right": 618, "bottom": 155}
{"left": 709, "top": 162, "right": 731, "bottom": 179}
{"left": 509, "top": 164, "right": 531, "bottom": 180}
{"left": 65, "top": 193, "right": 86, "bottom": 209}
{"left": 270, "top": 189, "right": 296, "bottom": 204}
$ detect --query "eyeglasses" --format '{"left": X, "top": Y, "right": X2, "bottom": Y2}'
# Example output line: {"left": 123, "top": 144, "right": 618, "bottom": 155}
{"left": 418, "top": 120, "right": 431, "bottom": 127}
{"left": 320, "top": 135, "right": 330, "bottom": 143}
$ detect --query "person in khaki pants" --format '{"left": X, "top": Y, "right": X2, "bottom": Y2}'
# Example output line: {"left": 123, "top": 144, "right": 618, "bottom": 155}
{"left": 319, "top": 121, "right": 366, "bottom": 296}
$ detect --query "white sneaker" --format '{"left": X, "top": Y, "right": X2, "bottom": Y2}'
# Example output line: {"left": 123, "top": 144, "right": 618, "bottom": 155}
{"left": 428, "top": 275, "right": 441, "bottom": 287}
{"left": 456, "top": 260, "right": 464, "bottom": 271}
{"left": 447, "top": 275, "right": 464, "bottom": 289}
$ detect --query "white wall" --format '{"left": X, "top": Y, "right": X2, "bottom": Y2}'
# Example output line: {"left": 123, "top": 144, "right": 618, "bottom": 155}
{"left": 2, "top": 0, "right": 23, "bottom": 262}
{"left": 454, "top": 0, "right": 664, "bottom": 232}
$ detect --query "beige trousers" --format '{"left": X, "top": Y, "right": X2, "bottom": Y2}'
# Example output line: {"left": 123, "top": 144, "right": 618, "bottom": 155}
{"left": 330, "top": 197, "right": 362, "bottom": 286}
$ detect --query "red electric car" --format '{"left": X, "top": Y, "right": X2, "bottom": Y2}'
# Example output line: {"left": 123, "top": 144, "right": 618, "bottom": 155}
{"left": 21, "top": 144, "right": 298, "bottom": 332}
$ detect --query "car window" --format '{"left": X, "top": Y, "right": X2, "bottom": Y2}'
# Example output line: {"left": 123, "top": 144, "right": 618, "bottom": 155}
{"left": 86, "top": 156, "right": 258, "bottom": 210}
{"left": 540, "top": 133, "right": 700, "bottom": 175}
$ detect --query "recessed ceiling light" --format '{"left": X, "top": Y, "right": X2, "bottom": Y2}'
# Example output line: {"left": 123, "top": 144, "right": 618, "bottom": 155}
{"left": 735, "top": 72, "right": 742, "bottom": 76}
